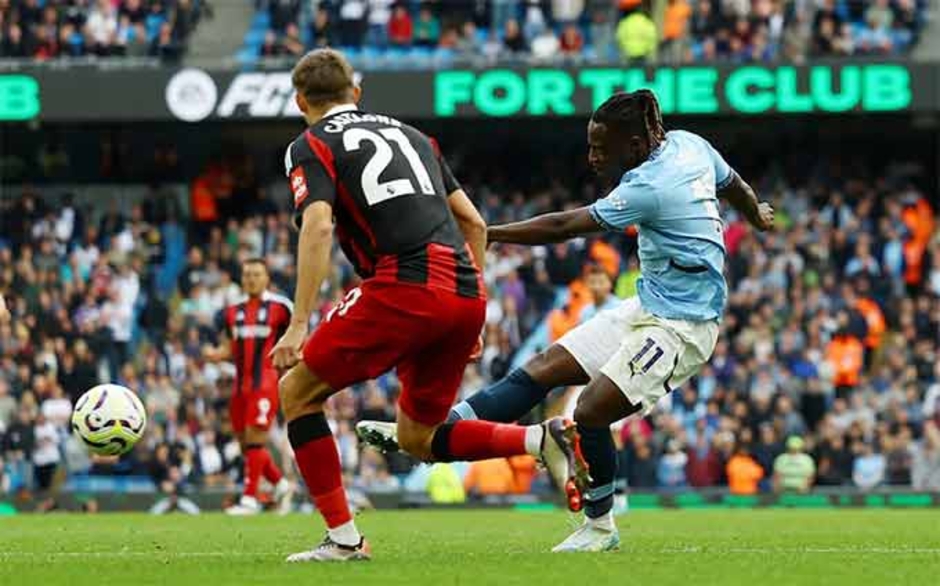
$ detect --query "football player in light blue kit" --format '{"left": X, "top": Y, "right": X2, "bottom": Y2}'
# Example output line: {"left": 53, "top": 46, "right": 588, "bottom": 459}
{"left": 357, "top": 90, "right": 773, "bottom": 551}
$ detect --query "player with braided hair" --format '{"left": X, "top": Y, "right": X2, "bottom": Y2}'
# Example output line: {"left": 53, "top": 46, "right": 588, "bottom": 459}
{"left": 358, "top": 89, "right": 774, "bottom": 552}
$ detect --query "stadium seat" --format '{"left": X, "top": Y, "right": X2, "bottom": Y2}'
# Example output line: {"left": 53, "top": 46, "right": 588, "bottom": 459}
{"left": 251, "top": 11, "right": 271, "bottom": 30}
{"left": 236, "top": 47, "right": 260, "bottom": 66}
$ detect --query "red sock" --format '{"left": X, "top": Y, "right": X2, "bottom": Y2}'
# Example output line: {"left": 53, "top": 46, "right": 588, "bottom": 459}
{"left": 438, "top": 420, "right": 528, "bottom": 461}
{"left": 243, "top": 446, "right": 265, "bottom": 499}
{"left": 260, "top": 449, "right": 283, "bottom": 485}
{"left": 288, "top": 414, "right": 351, "bottom": 529}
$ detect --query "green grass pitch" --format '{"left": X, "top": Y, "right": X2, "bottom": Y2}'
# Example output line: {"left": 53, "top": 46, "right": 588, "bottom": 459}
{"left": 1, "top": 510, "right": 939, "bottom": 585}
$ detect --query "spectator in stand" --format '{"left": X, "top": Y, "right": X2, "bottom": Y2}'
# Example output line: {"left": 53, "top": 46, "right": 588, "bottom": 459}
{"left": 624, "top": 435, "right": 658, "bottom": 489}
{"left": 520, "top": 0, "right": 547, "bottom": 41}
{"left": 269, "top": 0, "right": 300, "bottom": 33}
{"left": 726, "top": 442, "right": 764, "bottom": 495}
{"left": 852, "top": 441, "right": 885, "bottom": 490}
{"left": 912, "top": 422, "right": 940, "bottom": 490}
{"left": 616, "top": 7, "right": 657, "bottom": 64}
{"left": 491, "top": 0, "right": 519, "bottom": 34}
{"left": 549, "top": 0, "right": 580, "bottom": 25}
{"left": 773, "top": 436, "right": 815, "bottom": 493}
{"left": 657, "top": 439, "right": 689, "bottom": 489}
{"left": 367, "top": 0, "right": 394, "bottom": 48}
{"left": 464, "top": 458, "right": 517, "bottom": 497}
{"left": 687, "top": 431, "right": 722, "bottom": 488}
{"left": 502, "top": 17, "right": 527, "bottom": 55}
{"left": 413, "top": 5, "right": 440, "bottom": 48}
{"left": 530, "top": 26, "right": 559, "bottom": 60}
{"left": 559, "top": 24, "right": 583, "bottom": 55}
{"left": 310, "top": 6, "right": 332, "bottom": 48}
{"left": 388, "top": 4, "right": 413, "bottom": 48}
{"left": 338, "top": 0, "right": 368, "bottom": 48}
{"left": 85, "top": 0, "right": 118, "bottom": 55}
{"left": 661, "top": 0, "right": 692, "bottom": 64}
{"left": 144, "top": 1, "right": 167, "bottom": 43}
{"left": 31, "top": 412, "right": 61, "bottom": 511}
{"left": 426, "top": 463, "right": 465, "bottom": 503}
{"left": 149, "top": 21, "right": 181, "bottom": 61}
{"left": 826, "top": 310, "right": 865, "bottom": 399}
{"left": 279, "top": 22, "right": 304, "bottom": 56}
{"left": 260, "top": 29, "right": 280, "bottom": 57}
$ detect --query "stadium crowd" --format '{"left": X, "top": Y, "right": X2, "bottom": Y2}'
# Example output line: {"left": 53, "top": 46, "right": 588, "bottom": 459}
{"left": 250, "top": 0, "right": 926, "bottom": 65}
{"left": 0, "top": 0, "right": 209, "bottom": 60}
{"left": 1, "top": 147, "right": 939, "bottom": 509}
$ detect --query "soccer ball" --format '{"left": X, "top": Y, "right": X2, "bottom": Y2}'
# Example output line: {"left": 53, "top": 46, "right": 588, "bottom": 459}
{"left": 71, "top": 384, "right": 147, "bottom": 456}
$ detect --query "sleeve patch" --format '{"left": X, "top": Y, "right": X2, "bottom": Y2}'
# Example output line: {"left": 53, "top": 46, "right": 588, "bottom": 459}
{"left": 290, "top": 166, "right": 309, "bottom": 207}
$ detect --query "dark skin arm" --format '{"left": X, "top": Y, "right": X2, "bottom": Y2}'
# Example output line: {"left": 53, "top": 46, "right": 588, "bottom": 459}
{"left": 489, "top": 173, "right": 772, "bottom": 245}
{"left": 719, "top": 173, "right": 774, "bottom": 231}
{"left": 487, "top": 207, "right": 603, "bottom": 245}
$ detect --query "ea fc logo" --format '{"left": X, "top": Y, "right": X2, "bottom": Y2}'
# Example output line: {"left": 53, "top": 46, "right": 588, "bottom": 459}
{"left": 165, "top": 68, "right": 217, "bottom": 122}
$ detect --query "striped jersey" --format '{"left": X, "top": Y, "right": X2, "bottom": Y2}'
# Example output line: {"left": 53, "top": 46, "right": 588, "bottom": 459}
{"left": 215, "top": 291, "right": 293, "bottom": 393}
{"left": 283, "top": 104, "right": 483, "bottom": 299}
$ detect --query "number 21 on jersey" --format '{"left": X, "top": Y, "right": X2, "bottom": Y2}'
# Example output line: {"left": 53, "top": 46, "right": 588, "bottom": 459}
{"left": 343, "top": 127, "right": 435, "bottom": 206}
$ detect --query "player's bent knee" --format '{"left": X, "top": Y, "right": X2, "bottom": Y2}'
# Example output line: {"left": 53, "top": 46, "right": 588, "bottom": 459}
{"left": 574, "top": 392, "right": 608, "bottom": 428}
{"left": 278, "top": 366, "right": 316, "bottom": 421}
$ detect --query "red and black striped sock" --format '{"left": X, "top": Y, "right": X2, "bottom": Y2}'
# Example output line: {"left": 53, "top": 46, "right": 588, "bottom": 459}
{"left": 287, "top": 412, "right": 351, "bottom": 529}
{"left": 430, "top": 420, "right": 530, "bottom": 462}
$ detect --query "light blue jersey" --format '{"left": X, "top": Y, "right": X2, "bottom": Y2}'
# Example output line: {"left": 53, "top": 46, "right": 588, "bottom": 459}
{"left": 589, "top": 130, "right": 733, "bottom": 321}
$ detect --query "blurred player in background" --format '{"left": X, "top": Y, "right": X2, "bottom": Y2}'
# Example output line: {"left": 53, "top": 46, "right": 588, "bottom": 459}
{"left": 270, "top": 49, "right": 587, "bottom": 562}
{"left": 360, "top": 90, "right": 774, "bottom": 552}
{"left": 0, "top": 294, "right": 9, "bottom": 323}
{"left": 204, "top": 258, "right": 295, "bottom": 515}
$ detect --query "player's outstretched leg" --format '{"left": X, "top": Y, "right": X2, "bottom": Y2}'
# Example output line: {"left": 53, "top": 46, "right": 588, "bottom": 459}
{"left": 356, "top": 345, "right": 589, "bottom": 451}
{"left": 396, "top": 412, "right": 589, "bottom": 512}
{"left": 553, "top": 374, "right": 638, "bottom": 553}
{"left": 279, "top": 364, "right": 370, "bottom": 562}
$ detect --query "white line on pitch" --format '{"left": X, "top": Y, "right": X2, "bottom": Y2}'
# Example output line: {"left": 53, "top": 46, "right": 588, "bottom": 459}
{"left": 1, "top": 548, "right": 939, "bottom": 558}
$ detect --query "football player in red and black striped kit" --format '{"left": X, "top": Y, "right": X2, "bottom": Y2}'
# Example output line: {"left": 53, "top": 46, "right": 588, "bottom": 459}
{"left": 271, "top": 49, "right": 587, "bottom": 562}
{"left": 204, "top": 258, "right": 295, "bottom": 515}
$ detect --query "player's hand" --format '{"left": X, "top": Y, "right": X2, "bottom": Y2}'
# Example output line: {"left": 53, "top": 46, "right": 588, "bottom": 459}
{"left": 755, "top": 202, "right": 775, "bottom": 231}
{"left": 468, "top": 334, "right": 484, "bottom": 363}
{"left": 270, "top": 322, "right": 307, "bottom": 371}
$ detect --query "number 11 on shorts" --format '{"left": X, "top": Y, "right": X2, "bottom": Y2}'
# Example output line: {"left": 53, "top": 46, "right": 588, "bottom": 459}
{"left": 631, "top": 337, "right": 664, "bottom": 374}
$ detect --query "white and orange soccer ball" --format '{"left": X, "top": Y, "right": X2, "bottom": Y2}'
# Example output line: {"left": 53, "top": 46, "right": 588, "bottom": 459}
{"left": 71, "top": 384, "right": 147, "bottom": 456}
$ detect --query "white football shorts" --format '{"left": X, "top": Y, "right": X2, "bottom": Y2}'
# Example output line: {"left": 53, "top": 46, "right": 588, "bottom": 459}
{"left": 556, "top": 297, "right": 718, "bottom": 416}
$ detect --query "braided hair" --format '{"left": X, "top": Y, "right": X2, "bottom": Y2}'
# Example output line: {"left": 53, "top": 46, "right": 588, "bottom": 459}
{"left": 591, "top": 90, "right": 665, "bottom": 146}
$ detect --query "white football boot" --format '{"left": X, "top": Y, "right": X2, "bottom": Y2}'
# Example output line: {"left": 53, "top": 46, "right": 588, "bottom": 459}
{"left": 355, "top": 420, "right": 400, "bottom": 452}
{"left": 552, "top": 515, "right": 621, "bottom": 553}
{"left": 286, "top": 535, "right": 372, "bottom": 562}
{"left": 225, "top": 495, "right": 262, "bottom": 516}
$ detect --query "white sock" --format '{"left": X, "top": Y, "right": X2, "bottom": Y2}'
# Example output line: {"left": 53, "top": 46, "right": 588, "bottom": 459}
{"left": 329, "top": 519, "right": 361, "bottom": 547}
{"left": 524, "top": 425, "right": 544, "bottom": 456}
{"left": 587, "top": 511, "right": 615, "bottom": 532}
{"left": 239, "top": 495, "right": 259, "bottom": 508}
